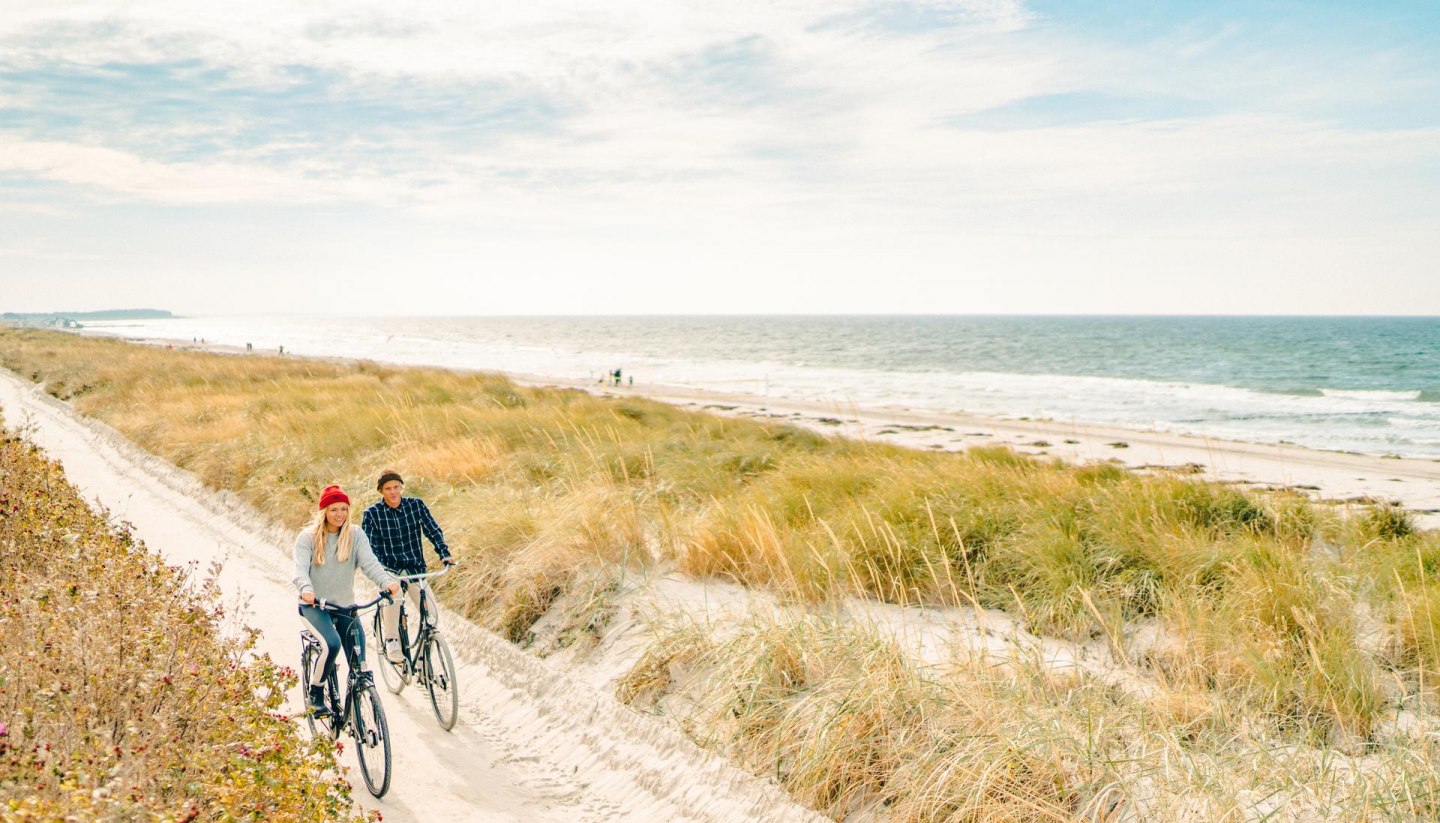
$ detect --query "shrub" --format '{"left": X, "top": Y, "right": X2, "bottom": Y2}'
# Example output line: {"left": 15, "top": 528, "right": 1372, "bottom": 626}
{"left": 0, "top": 424, "right": 368, "bottom": 821}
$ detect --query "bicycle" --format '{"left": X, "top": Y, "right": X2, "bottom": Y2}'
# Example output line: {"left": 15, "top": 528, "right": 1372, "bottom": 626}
{"left": 300, "top": 592, "right": 394, "bottom": 798}
{"left": 371, "top": 568, "right": 460, "bottom": 731}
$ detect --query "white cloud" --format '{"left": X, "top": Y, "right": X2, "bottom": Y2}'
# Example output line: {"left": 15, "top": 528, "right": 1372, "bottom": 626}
{"left": 0, "top": 0, "right": 1436, "bottom": 314}
{"left": 0, "top": 138, "right": 416, "bottom": 204}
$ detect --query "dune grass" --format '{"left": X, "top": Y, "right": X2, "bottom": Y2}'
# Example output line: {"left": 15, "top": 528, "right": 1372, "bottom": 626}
{"left": 3, "top": 327, "right": 1439, "bottom": 819}
{"left": 0, "top": 416, "right": 367, "bottom": 821}
{"left": 619, "top": 611, "right": 1440, "bottom": 821}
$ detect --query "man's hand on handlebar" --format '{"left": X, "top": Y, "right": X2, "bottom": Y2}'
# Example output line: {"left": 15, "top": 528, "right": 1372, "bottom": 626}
{"left": 443, "top": 558, "right": 458, "bottom": 568}
{"left": 384, "top": 581, "right": 402, "bottom": 598}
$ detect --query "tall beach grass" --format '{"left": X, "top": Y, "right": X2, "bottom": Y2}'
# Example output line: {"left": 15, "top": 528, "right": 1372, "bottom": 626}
{"left": 4, "top": 327, "right": 1440, "bottom": 819}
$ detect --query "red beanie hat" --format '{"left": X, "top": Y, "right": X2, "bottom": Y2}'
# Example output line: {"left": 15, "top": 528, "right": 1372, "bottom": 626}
{"left": 318, "top": 485, "right": 350, "bottom": 510}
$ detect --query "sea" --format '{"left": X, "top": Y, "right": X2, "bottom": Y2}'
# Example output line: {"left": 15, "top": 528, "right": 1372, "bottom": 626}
{"left": 80, "top": 315, "right": 1440, "bottom": 460}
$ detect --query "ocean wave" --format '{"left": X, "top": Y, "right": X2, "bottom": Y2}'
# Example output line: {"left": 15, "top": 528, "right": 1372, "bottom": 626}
{"left": 1319, "top": 388, "right": 1423, "bottom": 402}
{"left": 1387, "top": 416, "right": 1440, "bottom": 432}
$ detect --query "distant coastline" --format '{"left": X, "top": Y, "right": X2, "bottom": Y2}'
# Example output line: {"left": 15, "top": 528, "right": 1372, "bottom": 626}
{"left": 1, "top": 308, "right": 175, "bottom": 328}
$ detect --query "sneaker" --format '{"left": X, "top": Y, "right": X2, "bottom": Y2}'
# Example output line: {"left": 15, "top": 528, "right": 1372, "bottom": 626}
{"left": 307, "top": 685, "right": 328, "bottom": 715}
{"left": 385, "top": 638, "right": 404, "bottom": 663}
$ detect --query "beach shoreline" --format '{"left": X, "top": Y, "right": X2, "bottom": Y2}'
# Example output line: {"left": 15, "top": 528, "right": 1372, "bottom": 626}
{"left": 78, "top": 329, "right": 1440, "bottom": 529}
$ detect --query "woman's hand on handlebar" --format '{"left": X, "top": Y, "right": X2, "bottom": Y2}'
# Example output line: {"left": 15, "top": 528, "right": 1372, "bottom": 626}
{"left": 300, "top": 590, "right": 316, "bottom": 605}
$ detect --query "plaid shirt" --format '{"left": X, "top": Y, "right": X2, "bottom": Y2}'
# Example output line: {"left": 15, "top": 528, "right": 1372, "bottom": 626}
{"left": 360, "top": 496, "right": 450, "bottom": 574}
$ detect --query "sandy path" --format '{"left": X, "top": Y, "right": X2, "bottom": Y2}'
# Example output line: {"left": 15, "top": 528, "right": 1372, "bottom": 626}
{"left": 0, "top": 370, "right": 826, "bottom": 823}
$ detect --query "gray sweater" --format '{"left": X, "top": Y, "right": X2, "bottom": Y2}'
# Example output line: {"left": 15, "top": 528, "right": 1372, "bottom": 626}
{"left": 293, "top": 527, "right": 395, "bottom": 604}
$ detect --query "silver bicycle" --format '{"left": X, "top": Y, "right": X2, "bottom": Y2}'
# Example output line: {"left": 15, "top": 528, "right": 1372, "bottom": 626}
{"left": 370, "top": 568, "right": 460, "bottom": 731}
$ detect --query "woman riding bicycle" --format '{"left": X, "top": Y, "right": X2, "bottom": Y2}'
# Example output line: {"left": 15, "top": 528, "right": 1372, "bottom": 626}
{"left": 293, "top": 484, "right": 401, "bottom": 715}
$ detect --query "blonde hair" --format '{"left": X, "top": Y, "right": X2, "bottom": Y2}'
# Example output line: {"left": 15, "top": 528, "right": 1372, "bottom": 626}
{"left": 309, "top": 506, "right": 355, "bottom": 566}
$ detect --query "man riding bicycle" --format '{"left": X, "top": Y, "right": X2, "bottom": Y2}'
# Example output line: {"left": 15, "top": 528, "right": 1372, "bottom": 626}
{"left": 361, "top": 470, "right": 457, "bottom": 663}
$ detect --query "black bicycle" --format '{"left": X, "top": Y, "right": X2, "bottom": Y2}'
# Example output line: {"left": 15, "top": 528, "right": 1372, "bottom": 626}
{"left": 300, "top": 592, "right": 394, "bottom": 797}
{"left": 371, "top": 568, "right": 460, "bottom": 731}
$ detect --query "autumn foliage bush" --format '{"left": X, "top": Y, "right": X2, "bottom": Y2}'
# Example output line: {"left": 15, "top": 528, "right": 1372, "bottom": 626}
{"left": 0, "top": 424, "right": 366, "bottom": 821}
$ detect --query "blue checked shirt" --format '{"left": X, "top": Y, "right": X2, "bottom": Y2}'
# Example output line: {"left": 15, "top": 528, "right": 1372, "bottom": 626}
{"left": 361, "top": 496, "right": 451, "bottom": 574}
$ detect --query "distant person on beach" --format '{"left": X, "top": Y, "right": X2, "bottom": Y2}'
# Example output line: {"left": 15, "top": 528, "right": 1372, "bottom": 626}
{"left": 361, "top": 470, "right": 456, "bottom": 663}
{"left": 293, "top": 485, "right": 400, "bottom": 714}
{"left": 613, "top": 368, "right": 622, "bottom": 386}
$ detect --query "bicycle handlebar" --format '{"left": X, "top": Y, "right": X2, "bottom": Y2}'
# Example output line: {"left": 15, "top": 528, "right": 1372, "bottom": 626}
{"left": 395, "top": 567, "right": 450, "bottom": 583}
{"left": 312, "top": 591, "right": 394, "bottom": 613}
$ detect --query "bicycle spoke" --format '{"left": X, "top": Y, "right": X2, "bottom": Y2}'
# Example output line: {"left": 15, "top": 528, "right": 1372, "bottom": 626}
{"left": 351, "top": 683, "right": 392, "bottom": 797}
{"left": 424, "top": 634, "right": 460, "bottom": 731}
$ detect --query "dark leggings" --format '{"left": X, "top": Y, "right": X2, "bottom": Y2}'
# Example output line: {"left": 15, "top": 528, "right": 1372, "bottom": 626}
{"left": 299, "top": 605, "right": 365, "bottom": 685}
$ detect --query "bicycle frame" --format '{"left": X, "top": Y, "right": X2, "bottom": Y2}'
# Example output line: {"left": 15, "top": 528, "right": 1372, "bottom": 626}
{"left": 373, "top": 567, "right": 459, "bottom": 730}
{"left": 390, "top": 569, "right": 446, "bottom": 672}
{"left": 301, "top": 592, "right": 391, "bottom": 727}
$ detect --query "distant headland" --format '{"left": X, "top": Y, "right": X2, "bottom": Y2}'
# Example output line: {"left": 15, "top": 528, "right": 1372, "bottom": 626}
{"left": 0, "top": 309, "right": 175, "bottom": 328}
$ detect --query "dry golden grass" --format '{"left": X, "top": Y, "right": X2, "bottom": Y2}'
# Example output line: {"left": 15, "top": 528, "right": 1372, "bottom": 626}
{"left": 6, "top": 328, "right": 1440, "bottom": 820}
{"left": 620, "top": 612, "right": 1440, "bottom": 821}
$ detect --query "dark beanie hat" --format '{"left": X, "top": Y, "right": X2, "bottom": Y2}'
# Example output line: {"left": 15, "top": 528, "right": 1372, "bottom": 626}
{"left": 376, "top": 470, "right": 404, "bottom": 491}
{"left": 318, "top": 485, "right": 350, "bottom": 510}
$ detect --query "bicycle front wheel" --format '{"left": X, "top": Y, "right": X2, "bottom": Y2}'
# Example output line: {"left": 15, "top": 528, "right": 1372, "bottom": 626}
{"left": 351, "top": 684, "right": 392, "bottom": 798}
{"left": 371, "top": 608, "right": 407, "bottom": 695}
{"left": 423, "top": 634, "right": 459, "bottom": 731}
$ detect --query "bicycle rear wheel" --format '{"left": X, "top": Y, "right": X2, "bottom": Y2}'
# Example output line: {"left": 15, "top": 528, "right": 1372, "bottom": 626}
{"left": 351, "top": 683, "right": 392, "bottom": 798}
{"left": 371, "top": 609, "right": 407, "bottom": 694}
{"left": 423, "top": 633, "right": 459, "bottom": 731}
{"left": 301, "top": 639, "right": 337, "bottom": 739}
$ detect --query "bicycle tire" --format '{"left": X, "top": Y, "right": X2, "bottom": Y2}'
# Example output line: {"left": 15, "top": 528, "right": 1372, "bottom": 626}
{"left": 351, "top": 683, "right": 392, "bottom": 798}
{"left": 371, "top": 608, "right": 407, "bottom": 694}
{"left": 423, "top": 633, "right": 460, "bottom": 731}
{"left": 300, "top": 640, "right": 337, "bottom": 738}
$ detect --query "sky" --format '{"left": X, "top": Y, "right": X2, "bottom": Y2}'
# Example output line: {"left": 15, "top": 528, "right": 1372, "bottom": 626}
{"left": 1, "top": 1, "right": 1437, "bottom": 316}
